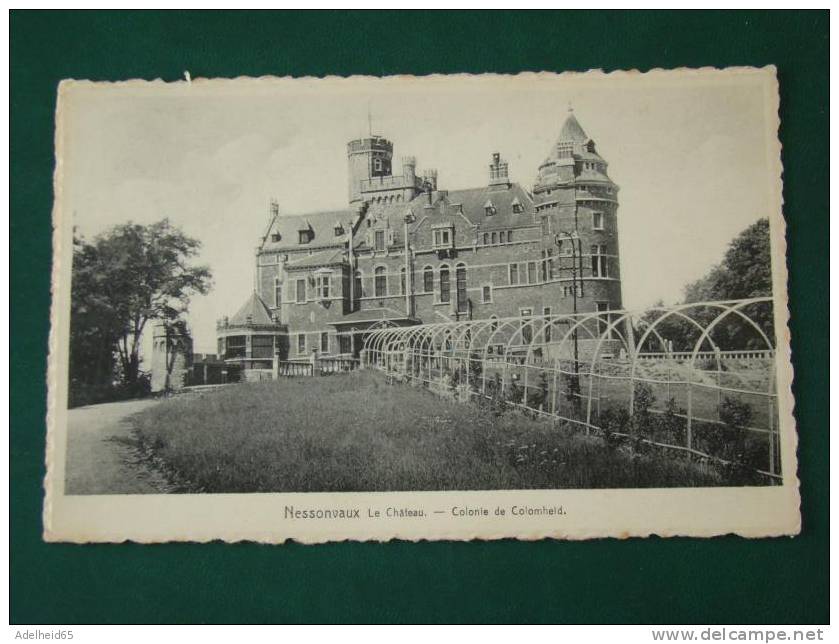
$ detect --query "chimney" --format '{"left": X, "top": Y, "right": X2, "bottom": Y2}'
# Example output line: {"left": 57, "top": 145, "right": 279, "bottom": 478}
{"left": 488, "top": 152, "right": 510, "bottom": 188}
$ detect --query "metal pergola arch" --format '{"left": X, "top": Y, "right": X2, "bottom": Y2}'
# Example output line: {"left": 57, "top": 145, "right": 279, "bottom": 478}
{"left": 360, "top": 297, "right": 779, "bottom": 479}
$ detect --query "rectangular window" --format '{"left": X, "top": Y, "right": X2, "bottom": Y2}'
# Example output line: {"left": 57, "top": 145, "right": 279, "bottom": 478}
{"left": 543, "top": 307, "right": 552, "bottom": 342}
{"left": 433, "top": 228, "right": 452, "bottom": 249}
{"left": 339, "top": 334, "right": 352, "bottom": 354}
{"left": 375, "top": 268, "right": 387, "bottom": 297}
{"left": 507, "top": 230, "right": 514, "bottom": 243}
{"left": 527, "top": 261, "right": 537, "bottom": 284}
{"left": 499, "top": 231, "right": 506, "bottom": 243}
{"left": 592, "top": 212, "right": 604, "bottom": 230}
{"left": 520, "top": 308, "right": 533, "bottom": 345}
{"left": 316, "top": 274, "right": 331, "bottom": 299}
{"left": 455, "top": 265, "right": 467, "bottom": 313}
{"left": 295, "top": 279, "right": 306, "bottom": 303}
{"left": 509, "top": 264, "right": 519, "bottom": 286}
{"left": 439, "top": 268, "right": 450, "bottom": 303}
{"left": 297, "top": 333, "right": 306, "bottom": 354}
{"left": 274, "top": 278, "right": 282, "bottom": 307}
{"left": 252, "top": 336, "right": 274, "bottom": 359}
{"left": 483, "top": 232, "right": 489, "bottom": 245}
{"left": 591, "top": 245, "right": 609, "bottom": 278}
{"left": 423, "top": 268, "right": 434, "bottom": 293}
{"left": 482, "top": 285, "right": 492, "bottom": 303}
{"left": 225, "top": 336, "right": 246, "bottom": 359}
{"left": 298, "top": 230, "right": 310, "bottom": 244}
{"left": 491, "top": 231, "right": 497, "bottom": 244}
{"left": 375, "top": 230, "right": 385, "bottom": 251}
{"left": 321, "top": 332, "right": 329, "bottom": 353}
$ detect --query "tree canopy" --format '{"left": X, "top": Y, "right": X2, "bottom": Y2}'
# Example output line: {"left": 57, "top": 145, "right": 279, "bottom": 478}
{"left": 70, "top": 219, "right": 212, "bottom": 396}
{"left": 641, "top": 218, "right": 774, "bottom": 352}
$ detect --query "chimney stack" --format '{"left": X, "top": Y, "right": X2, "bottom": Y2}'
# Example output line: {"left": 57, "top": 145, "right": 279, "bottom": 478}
{"left": 488, "top": 152, "right": 510, "bottom": 188}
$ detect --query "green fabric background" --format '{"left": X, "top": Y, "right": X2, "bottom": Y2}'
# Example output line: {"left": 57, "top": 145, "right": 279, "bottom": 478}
{"left": 10, "top": 10, "right": 828, "bottom": 624}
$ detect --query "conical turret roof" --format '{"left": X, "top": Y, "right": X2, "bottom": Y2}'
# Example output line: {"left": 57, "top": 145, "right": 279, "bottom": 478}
{"left": 557, "top": 110, "right": 589, "bottom": 143}
{"left": 229, "top": 292, "right": 275, "bottom": 326}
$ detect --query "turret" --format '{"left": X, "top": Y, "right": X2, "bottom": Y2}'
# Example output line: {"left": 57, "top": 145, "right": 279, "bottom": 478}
{"left": 150, "top": 322, "right": 193, "bottom": 392}
{"left": 347, "top": 135, "right": 394, "bottom": 204}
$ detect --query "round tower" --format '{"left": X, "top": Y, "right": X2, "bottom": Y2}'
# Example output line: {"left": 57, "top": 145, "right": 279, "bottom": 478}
{"left": 533, "top": 109, "right": 623, "bottom": 316}
{"left": 150, "top": 322, "right": 193, "bottom": 393}
{"left": 347, "top": 136, "right": 393, "bottom": 204}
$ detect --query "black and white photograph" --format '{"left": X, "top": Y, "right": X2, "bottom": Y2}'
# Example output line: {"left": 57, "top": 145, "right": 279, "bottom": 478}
{"left": 44, "top": 68, "right": 799, "bottom": 542}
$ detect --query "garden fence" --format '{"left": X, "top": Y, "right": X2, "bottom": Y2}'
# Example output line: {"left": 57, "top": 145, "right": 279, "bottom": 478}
{"left": 361, "top": 297, "right": 781, "bottom": 481}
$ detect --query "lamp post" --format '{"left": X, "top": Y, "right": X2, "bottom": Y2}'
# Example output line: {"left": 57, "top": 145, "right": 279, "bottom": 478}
{"left": 403, "top": 209, "right": 415, "bottom": 317}
{"left": 555, "top": 231, "right": 583, "bottom": 411}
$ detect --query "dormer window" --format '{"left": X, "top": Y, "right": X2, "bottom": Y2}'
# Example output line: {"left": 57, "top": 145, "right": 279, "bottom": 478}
{"left": 373, "top": 158, "right": 382, "bottom": 172}
{"left": 511, "top": 198, "right": 523, "bottom": 214}
{"left": 271, "top": 232, "right": 282, "bottom": 242}
{"left": 334, "top": 224, "right": 344, "bottom": 237}
{"left": 374, "top": 230, "right": 385, "bottom": 251}
{"left": 298, "top": 230, "right": 311, "bottom": 244}
{"left": 483, "top": 199, "right": 496, "bottom": 216}
{"left": 432, "top": 225, "right": 454, "bottom": 250}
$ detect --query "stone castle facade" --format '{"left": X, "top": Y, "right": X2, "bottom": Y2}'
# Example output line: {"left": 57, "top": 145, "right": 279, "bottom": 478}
{"left": 216, "top": 110, "right": 623, "bottom": 375}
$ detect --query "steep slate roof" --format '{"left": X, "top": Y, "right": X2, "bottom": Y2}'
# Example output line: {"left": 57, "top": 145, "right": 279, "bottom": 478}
{"left": 351, "top": 199, "right": 415, "bottom": 250}
{"left": 390, "top": 184, "right": 535, "bottom": 234}
{"left": 349, "top": 183, "right": 538, "bottom": 252}
{"left": 431, "top": 184, "right": 536, "bottom": 229}
{"left": 229, "top": 292, "right": 275, "bottom": 326}
{"left": 557, "top": 111, "right": 589, "bottom": 143}
{"left": 261, "top": 209, "right": 356, "bottom": 252}
{"left": 285, "top": 248, "right": 346, "bottom": 270}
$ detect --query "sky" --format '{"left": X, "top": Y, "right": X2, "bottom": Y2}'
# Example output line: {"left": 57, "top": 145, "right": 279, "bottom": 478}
{"left": 61, "top": 70, "right": 778, "bottom": 354}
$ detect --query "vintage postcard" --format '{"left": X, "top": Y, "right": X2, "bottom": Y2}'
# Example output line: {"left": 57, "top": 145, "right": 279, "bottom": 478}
{"left": 44, "top": 67, "right": 799, "bottom": 543}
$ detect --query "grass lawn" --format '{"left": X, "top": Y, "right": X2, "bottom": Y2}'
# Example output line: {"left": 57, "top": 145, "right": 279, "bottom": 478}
{"left": 129, "top": 370, "right": 728, "bottom": 493}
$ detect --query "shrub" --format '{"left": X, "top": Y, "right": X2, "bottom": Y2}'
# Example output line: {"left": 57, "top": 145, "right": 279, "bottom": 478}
{"left": 719, "top": 396, "right": 754, "bottom": 464}
{"left": 655, "top": 397, "right": 685, "bottom": 446}
{"left": 507, "top": 379, "right": 524, "bottom": 405}
{"left": 629, "top": 381, "right": 656, "bottom": 452}
{"left": 526, "top": 371, "right": 549, "bottom": 411}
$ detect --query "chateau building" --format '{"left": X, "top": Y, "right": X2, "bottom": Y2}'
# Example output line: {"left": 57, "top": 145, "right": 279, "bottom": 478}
{"left": 216, "top": 110, "right": 623, "bottom": 376}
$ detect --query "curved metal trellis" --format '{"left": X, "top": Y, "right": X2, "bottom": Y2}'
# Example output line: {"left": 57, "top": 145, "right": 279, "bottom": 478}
{"left": 361, "top": 297, "right": 781, "bottom": 481}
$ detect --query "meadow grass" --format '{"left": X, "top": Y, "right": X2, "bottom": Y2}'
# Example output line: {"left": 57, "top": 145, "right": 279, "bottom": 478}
{"left": 129, "top": 370, "right": 726, "bottom": 493}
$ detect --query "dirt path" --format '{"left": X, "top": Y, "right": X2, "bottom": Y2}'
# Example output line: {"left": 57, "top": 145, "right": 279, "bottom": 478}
{"left": 65, "top": 398, "right": 174, "bottom": 495}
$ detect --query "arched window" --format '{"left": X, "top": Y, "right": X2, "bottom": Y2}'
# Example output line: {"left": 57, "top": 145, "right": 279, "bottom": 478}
{"left": 374, "top": 266, "right": 387, "bottom": 297}
{"left": 455, "top": 263, "right": 467, "bottom": 313}
{"left": 354, "top": 269, "right": 363, "bottom": 298}
{"left": 439, "top": 265, "right": 450, "bottom": 303}
{"left": 423, "top": 266, "right": 434, "bottom": 293}
{"left": 400, "top": 267, "right": 406, "bottom": 295}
